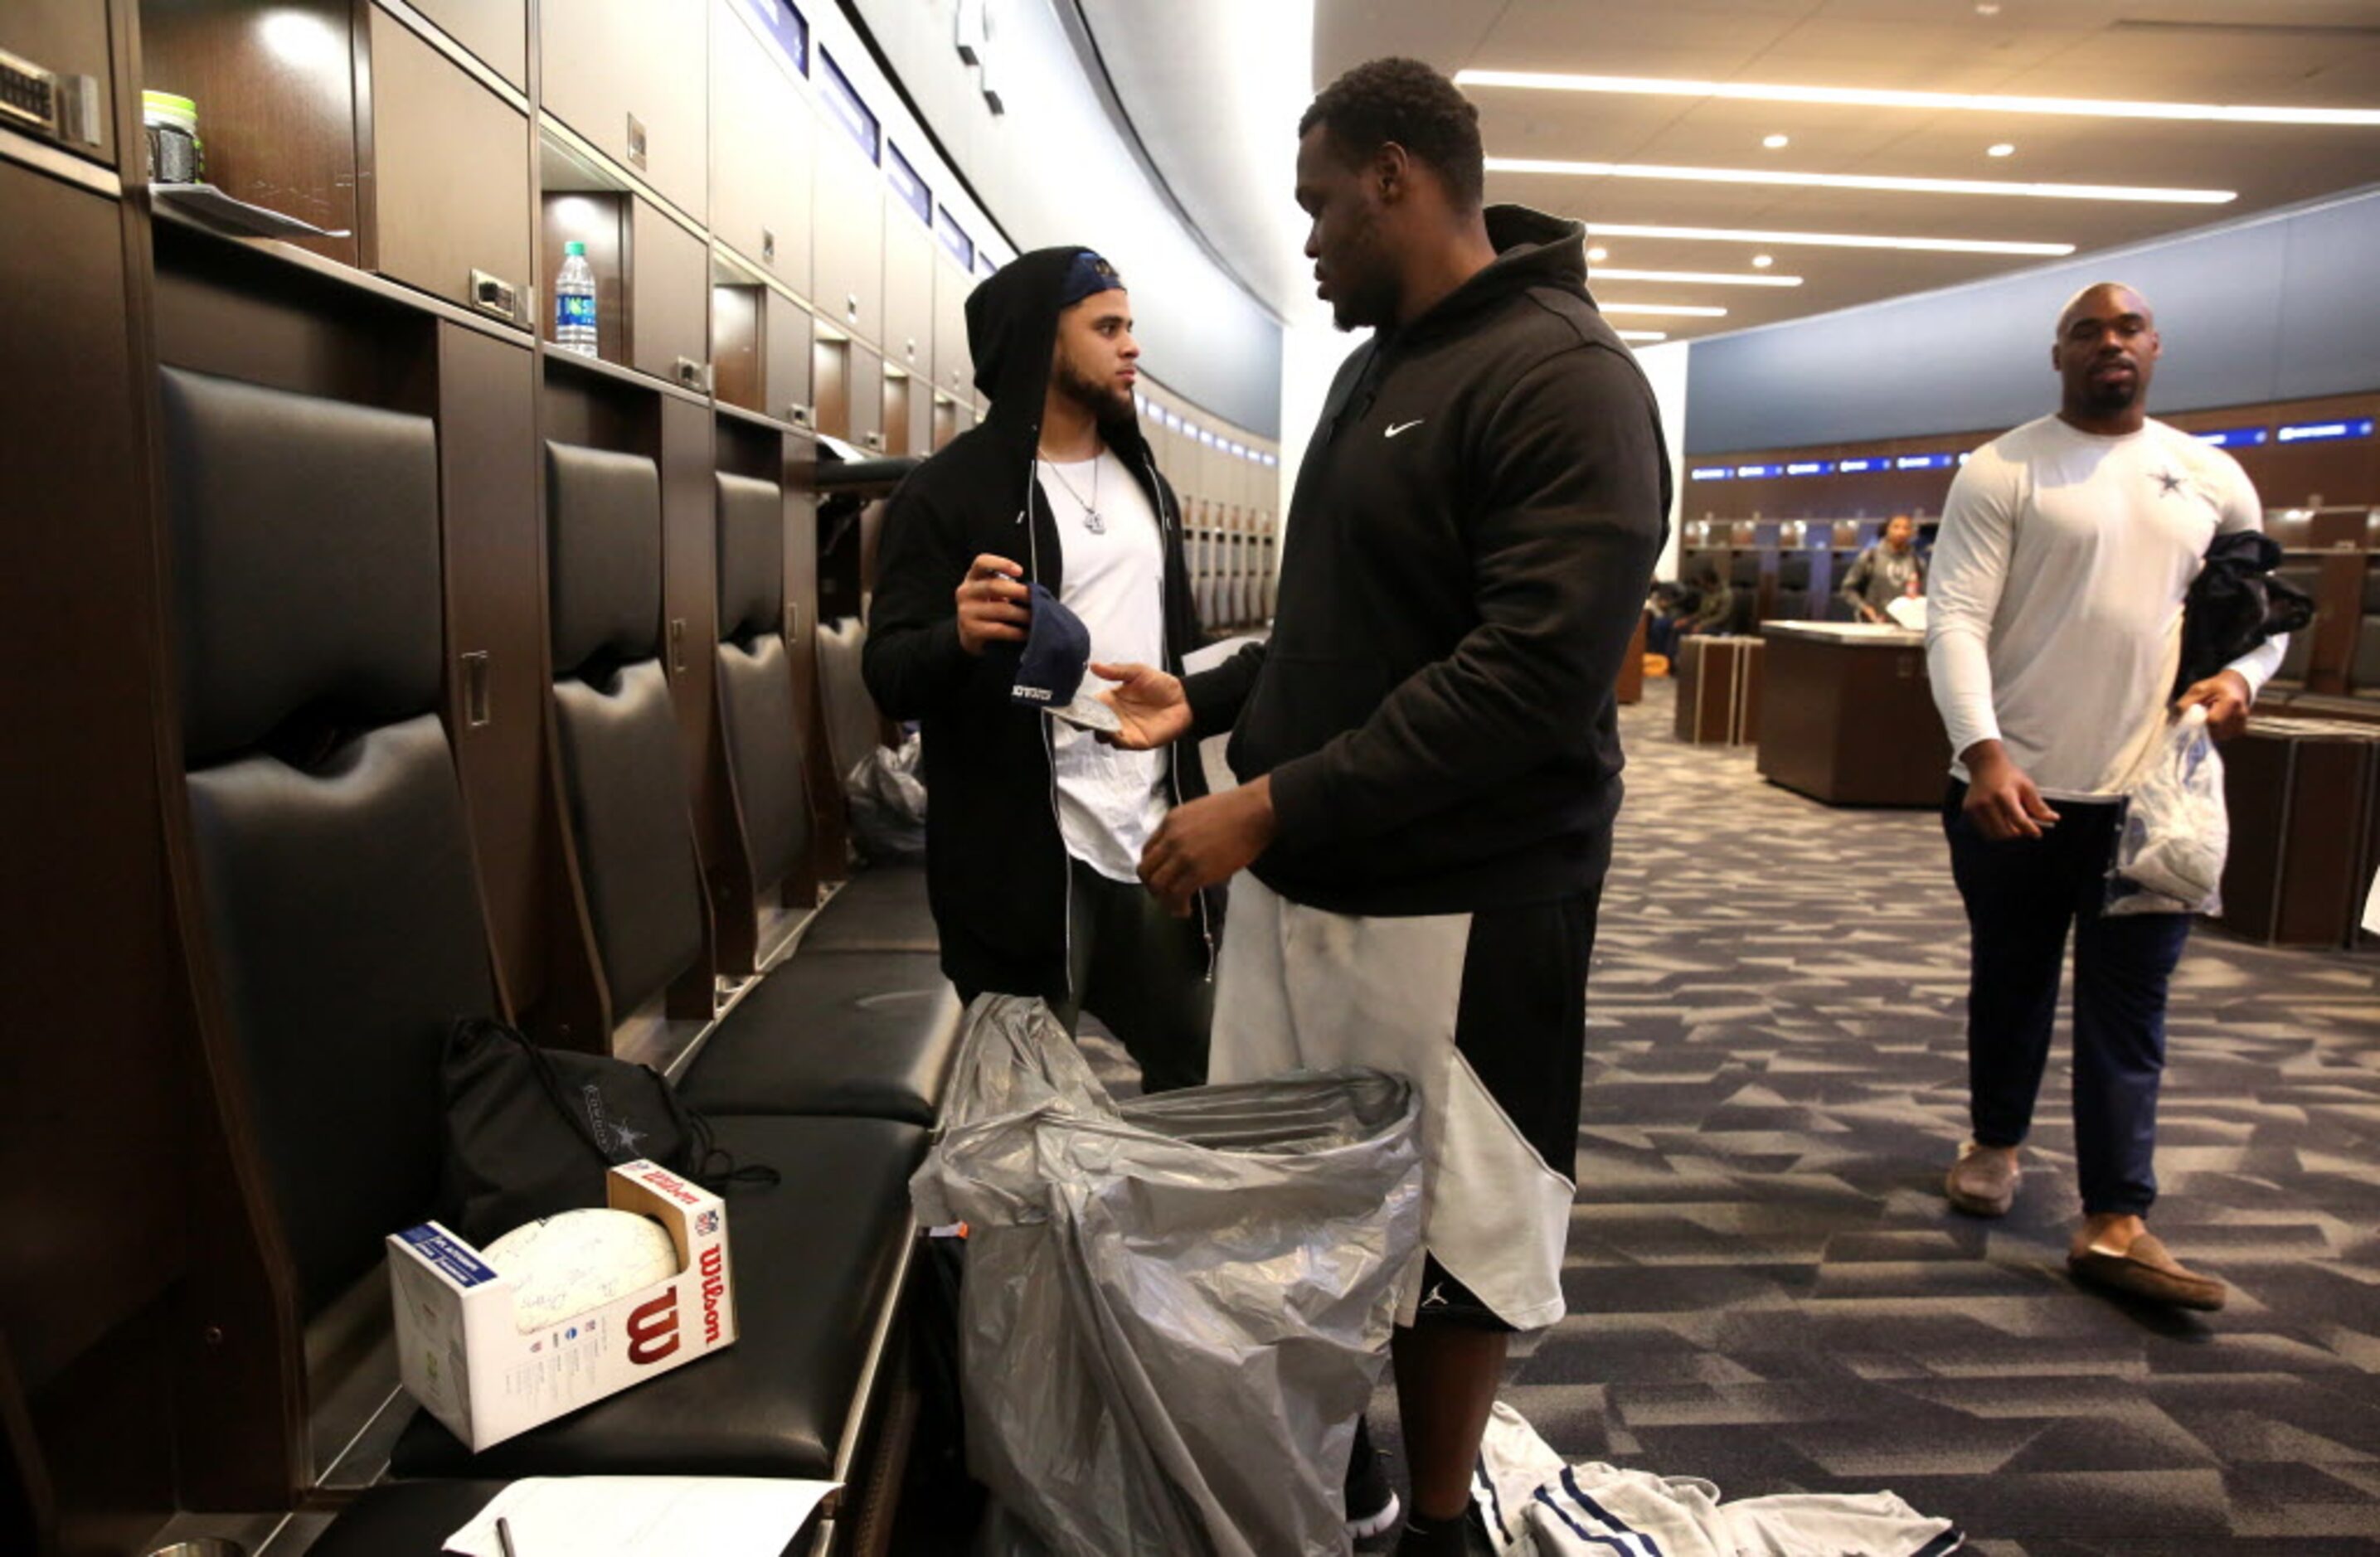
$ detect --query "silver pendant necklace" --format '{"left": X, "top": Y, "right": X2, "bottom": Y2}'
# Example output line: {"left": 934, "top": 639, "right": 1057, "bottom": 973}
{"left": 1041, "top": 449, "right": 1105, "bottom": 534}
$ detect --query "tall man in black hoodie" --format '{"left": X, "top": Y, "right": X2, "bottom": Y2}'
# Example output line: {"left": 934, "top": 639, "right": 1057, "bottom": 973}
{"left": 1102, "top": 60, "right": 1669, "bottom": 1556}
{"left": 862, "top": 249, "right": 1212, "bottom": 1092}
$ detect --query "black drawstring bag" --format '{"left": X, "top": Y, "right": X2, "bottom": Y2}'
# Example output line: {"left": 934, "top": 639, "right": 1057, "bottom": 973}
{"left": 436, "top": 1016, "right": 774, "bottom": 1247}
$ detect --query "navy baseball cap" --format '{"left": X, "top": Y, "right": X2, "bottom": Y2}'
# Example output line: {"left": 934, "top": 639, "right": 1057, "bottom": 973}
{"left": 1056, "top": 250, "right": 1124, "bottom": 310}
{"left": 1011, "top": 583, "right": 1090, "bottom": 709}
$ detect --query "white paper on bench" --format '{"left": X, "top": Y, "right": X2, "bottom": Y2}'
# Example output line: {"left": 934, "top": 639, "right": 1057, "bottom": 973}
{"left": 444, "top": 1477, "right": 839, "bottom": 1557}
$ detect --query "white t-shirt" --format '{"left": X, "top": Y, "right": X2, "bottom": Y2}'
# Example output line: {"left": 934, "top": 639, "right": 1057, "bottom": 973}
{"left": 1926, "top": 414, "right": 2285, "bottom": 800}
{"left": 1037, "top": 449, "right": 1169, "bottom": 882}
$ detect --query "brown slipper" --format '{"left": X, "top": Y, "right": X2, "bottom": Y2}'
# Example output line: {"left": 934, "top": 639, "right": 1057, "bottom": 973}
{"left": 2067, "top": 1231, "right": 2227, "bottom": 1312}
{"left": 1945, "top": 1142, "right": 2018, "bottom": 1217}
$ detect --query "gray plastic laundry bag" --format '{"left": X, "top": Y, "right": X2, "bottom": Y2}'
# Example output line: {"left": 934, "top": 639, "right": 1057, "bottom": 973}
{"left": 911, "top": 995, "right": 1424, "bottom": 1557}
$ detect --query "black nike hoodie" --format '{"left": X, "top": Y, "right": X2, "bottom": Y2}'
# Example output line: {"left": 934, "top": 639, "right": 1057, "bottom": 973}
{"left": 1185, "top": 206, "right": 1671, "bottom": 914}
{"left": 861, "top": 246, "right": 1209, "bottom": 1003}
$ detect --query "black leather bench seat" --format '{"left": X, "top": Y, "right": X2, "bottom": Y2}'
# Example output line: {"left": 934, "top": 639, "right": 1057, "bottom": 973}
{"left": 798, "top": 866, "right": 940, "bottom": 954}
{"left": 388, "top": 1114, "right": 925, "bottom": 1481}
{"left": 304, "top": 1481, "right": 511, "bottom": 1557}
{"left": 681, "top": 952, "right": 961, "bottom": 1125}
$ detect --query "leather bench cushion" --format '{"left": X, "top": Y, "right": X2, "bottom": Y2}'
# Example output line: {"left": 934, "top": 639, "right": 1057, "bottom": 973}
{"left": 553, "top": 659, "right": 708, "bottom": 1017}
{"left": 185, "top": 717, "right": 495, "bottom": 1317}
{"left": 799, "top": 866, "right": 939, "bottom": 954}
{"left": 718, "top": 633, "right": 809, "bottom": 895}
{"left": 681, "top": 953, "right": 960, "bottom": 1126}
{"left": 304, "top": 1481, "right": 510, "bottom": 1557}
{"left": 547, "top": 443, "right": 663, "bottom": 674}
{"left": 389, "top": 1115, "right": 925, "bottom": 1481}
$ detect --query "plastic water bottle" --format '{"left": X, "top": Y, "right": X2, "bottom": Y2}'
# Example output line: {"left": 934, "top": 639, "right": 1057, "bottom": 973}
{"left": 555, "top": 240, "right": 599, "bottom": 358}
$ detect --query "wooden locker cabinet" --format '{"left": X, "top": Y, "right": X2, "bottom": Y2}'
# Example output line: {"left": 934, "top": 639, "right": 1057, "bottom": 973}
{"left": 846, "top": 342, "right": 885, "bottom": 453}
{"left": 882, "top": 214, "right": 934, "bottom": 377}
{"left": 1, "top": 0, "right": 116, "bottom": 165}
{"left": 709, "top": 0, "right": 814, "bottom": 298}
{"left": 406, "top": 0, "right": 527, "bottom": 89}
{"left": 933, "top": 256, "right": 974, "bottom": 400}
{"left": 538, "top": 0, "right": 707, "bottom": 219}
{"left": 363, "top": 5, "right": 532, "bottom": 323}
{"left": 812, "top": 133, "right": 884, "bottom": 345}
{"left": 764, "top": 289, "right": 816, "bottom": 428}
{"left": 629, "top": 198, "right": 710, "bottom": 387}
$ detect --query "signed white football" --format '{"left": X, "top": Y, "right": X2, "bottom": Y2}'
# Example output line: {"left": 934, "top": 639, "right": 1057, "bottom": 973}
{"left": 483, "top": 1209, "right": 681, "bottom": 1333}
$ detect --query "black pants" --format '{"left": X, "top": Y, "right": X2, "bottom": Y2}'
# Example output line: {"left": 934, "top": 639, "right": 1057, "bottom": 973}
{"left": 1053, "top": 857, "right": 1212, "bottom": 1094}
{"left": 1944, "top": 783, "right": 2192, "bottom": 1217}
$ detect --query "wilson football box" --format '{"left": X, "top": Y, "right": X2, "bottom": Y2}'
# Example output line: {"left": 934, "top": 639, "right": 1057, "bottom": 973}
{"left": 386, "top": 1160, "right": 737, "bottom": 1451}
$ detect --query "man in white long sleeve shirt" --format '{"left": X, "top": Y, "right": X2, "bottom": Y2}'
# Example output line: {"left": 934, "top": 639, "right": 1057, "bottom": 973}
{"left": 1925, "top": 281, "right": 2284, "bottom": 1313}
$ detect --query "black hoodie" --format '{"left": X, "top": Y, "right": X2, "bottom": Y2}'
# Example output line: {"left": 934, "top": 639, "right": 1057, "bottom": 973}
{"left": 1184, "top": 206, "right": 1670, "bottom": 915}
{"left": 862, "top": 246, "right": 1209, "bottom": 1003}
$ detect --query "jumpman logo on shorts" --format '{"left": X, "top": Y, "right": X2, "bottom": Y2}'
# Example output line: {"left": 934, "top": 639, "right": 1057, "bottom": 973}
{"left": 1422, "top": 1281, "right": 1450, "bottom": 1308}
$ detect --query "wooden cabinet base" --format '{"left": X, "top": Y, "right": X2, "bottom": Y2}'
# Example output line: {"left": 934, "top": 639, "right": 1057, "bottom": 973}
{"left": 1754, "top": 625, "right": 1949, "bottom": 807}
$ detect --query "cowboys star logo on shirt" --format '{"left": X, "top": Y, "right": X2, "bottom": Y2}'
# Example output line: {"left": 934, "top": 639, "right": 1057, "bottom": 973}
{"left": 2153, "top": 468, "right": 2188, "bottom": 497}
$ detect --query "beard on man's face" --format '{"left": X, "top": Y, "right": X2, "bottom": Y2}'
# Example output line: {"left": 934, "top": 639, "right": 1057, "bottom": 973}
{"left": 1055, "top": 354, "right": 1129, "bottom": 418}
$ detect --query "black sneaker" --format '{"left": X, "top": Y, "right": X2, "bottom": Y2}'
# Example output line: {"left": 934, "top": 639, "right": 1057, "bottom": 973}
{"left": 1346, "top": 1416, "right": 1402, "bottom": 1542}
{"left": 1393, "top": 1506, "right": 1494, "bottom": 1557}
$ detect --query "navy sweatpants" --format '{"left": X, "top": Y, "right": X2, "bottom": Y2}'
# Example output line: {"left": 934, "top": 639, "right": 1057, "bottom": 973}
{"left": 1943, "top": 783, "right": 2192, "bottom": 1217}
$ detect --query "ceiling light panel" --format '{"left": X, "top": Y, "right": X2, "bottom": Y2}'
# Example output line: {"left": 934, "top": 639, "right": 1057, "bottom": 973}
{"left": 1582, "top": 222, "right": 2074, "bottom": 256}
{"left": 1600, "top": 303, "right": 1730, "bottom": 317}
{"left": 1455, "top": 69, "right": 2380, "bottom": 127}
{"left": 1591, "top": 266, "right": 1803, "bottom": 287}
{"left": 1487, "top": 155, "right": 2236, "bottom": 205}
{"left": 1617, "top": 331, "right": 1668, "bottom": 342}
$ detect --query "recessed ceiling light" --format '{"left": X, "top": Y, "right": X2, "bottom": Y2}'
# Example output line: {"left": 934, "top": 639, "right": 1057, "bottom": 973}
{"left": 1975, "top": 2, "right": 2000, "bottom": 15}
{"left": 1586, "top": 221, "right": 2074, "bottom": 256}
{"left": 1593, "top": 266, "right": 1801, "bottom": 287}
{"left": 1988, "top": 142, "right": 2016, "bottom": 157}
{"left": 1488, "top": 154, "right": 2234, "bottom": 205}
{"left": 1751, "top": 254, "right": 1775, "bottom": 268}
{"left": 1586, "top": 245, "right": 1609, "bottom": 261}
{"left": 1617, "top": 330, "right": 1668, "bottom": 342}
{"left": 1600, "top": 303, "right": 1730, "bottom": 318}
{"left": 1762, "top": 133, "right": 1790, "bottom": 149}
{"left": 1455, "top": 69, "right": 2380, "bottom": 127}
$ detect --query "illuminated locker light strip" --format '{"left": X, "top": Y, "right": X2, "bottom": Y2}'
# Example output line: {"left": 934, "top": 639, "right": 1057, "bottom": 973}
{"left": 2276, "top": 418, "right": 2375, "bottom": 443}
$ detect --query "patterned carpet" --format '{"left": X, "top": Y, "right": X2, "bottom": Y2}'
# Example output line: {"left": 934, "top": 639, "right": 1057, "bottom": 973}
{"left": 1090, "top": 678, "right": 2380, "bottom": 1555}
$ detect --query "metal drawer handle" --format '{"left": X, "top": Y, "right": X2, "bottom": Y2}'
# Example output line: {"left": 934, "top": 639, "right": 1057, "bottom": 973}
{"left": 460, "top": 651, "right": 492, "bottom": 727}
{"left": 470, "top": 269, "right": 521, "bottom": 323}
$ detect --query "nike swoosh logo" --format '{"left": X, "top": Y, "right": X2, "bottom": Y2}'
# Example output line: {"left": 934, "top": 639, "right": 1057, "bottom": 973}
{"left": 1385, "top": 420, "right": 1425, "bottom": 438}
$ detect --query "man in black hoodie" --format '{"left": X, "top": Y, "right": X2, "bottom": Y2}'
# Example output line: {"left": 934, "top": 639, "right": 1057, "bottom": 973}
{"left": 862, "top": 249, "right": 1212, "bottom": 1092}
{"left": 1102, "top": 60, "right": 1669, "bottom": 1556}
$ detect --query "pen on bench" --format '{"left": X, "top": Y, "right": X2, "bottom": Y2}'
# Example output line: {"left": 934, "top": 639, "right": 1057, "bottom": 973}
{"left": 497, "top": 1515, "right": 519, "bottom": 1557}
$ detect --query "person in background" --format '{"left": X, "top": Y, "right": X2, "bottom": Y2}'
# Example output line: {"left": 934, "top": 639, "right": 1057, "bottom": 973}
{"left": 1926, "top": 280, "right": 2285, "bottom": 1312}
{"left": 1683, "top": 560, "right": 1736, "bottom": 639}
{"left": 862, "top": 248, "right": 1213, "bottom": 1094}
{"left": 1644, "top": 570, "right": 1715, "bottom": 661}
{"left": 1840, "top": 513, "right": 1926, "bottom": 623}
{"left": 1098, "top": 58, "right": 1667, "bottom": 1556}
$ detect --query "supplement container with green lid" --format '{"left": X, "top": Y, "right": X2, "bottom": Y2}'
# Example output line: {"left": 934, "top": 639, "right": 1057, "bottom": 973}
{"left": 143, "top": 91, "right": 202, "bottom": 185}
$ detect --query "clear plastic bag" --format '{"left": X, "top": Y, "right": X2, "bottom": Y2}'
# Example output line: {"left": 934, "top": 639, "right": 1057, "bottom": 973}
{"left": 2107, "top": 705, "right": 2227, "bottom": 918}
{"left": 912, "top": 995, "right": 1424, "bottom": 1557}
{"left": 844, "top": 730, "right": 927, "bottom": 864}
